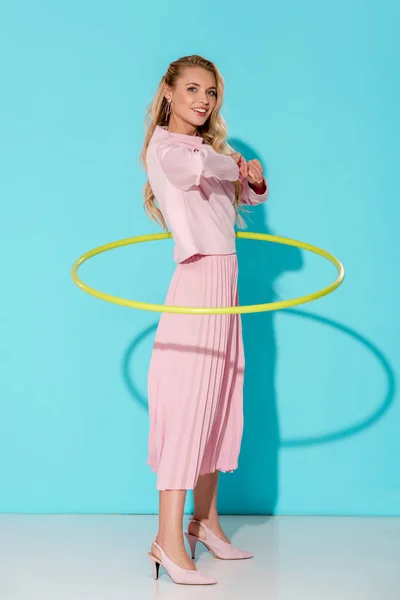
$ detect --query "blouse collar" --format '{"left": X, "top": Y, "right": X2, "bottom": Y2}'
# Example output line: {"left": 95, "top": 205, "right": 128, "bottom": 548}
{"left": 154, "top": 124, "right": 204, "bottom": 147}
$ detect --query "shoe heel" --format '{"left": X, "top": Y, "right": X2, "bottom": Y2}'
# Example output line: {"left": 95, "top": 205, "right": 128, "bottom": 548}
{"left": 185, "top": 519, "right": 254, "bottom": 560}
{"left": 150, "top": 540, "right": 217, "bottom": 585}
{"left": 184, "top": 532, "right": 198, "bottom": 559}
{"left": 148, "top": 554, "right": 161, "bottom": 580}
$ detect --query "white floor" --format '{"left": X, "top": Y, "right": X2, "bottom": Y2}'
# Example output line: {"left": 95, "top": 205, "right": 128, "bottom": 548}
{"left": 0, "top": 514, "right": 399, "bottom": 600}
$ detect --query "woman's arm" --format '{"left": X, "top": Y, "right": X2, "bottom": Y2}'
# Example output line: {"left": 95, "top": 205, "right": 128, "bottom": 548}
{"left": 155, "top": 142, "right": 240, "bottom": 191}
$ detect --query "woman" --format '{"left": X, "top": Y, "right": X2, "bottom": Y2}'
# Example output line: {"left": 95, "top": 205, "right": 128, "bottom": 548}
{"left": 140, "top": 54, "right": 269, "bottom": 585}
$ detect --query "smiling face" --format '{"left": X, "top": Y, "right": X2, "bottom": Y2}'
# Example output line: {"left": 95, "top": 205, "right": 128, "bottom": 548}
{"left": 164, "top": 66, "right": 218, "bottom": 134}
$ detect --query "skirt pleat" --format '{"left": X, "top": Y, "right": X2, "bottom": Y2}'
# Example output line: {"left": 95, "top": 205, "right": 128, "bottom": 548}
{"left": 146, "top": 253, "right": 245, "bottom": 491}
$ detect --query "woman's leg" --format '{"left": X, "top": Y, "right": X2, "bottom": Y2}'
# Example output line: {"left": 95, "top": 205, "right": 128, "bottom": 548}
{"left": 151, "top": 489, "right": 196, "bottom": 570}
{"left": 188, "top": 470, "right": 231, "bottom": 542}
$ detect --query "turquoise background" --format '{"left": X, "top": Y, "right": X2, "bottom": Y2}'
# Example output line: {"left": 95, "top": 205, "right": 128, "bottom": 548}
{"left": 1, "top": 1, "right": 399, "bottom": 515}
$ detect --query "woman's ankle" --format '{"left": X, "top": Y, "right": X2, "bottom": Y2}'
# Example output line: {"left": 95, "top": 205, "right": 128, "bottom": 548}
{"left": 155, "top": 532, "right": 185, "bottom": 546}
{"left": 191, "top": 514, "right": 219, "bottom": 526}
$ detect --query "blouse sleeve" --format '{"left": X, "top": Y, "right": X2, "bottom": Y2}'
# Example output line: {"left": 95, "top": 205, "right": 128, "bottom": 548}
{"left": 155, "top": 142, "right": 240, "bottom": 191}
{"left": 240, "top": 174, "right": 269, "bottom": 205}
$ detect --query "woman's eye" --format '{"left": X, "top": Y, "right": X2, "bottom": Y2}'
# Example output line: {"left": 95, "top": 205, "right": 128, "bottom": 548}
{"left": 187, "top": 87, "right": 216, "bottom": 97}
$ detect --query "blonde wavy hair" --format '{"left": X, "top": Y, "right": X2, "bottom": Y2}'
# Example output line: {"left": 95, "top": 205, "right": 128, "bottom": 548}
{"left": 140, "top": 54, "right": 249, "bottom": 231}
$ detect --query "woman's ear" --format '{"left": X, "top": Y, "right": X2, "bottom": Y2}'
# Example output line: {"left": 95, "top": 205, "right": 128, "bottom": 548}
{"left": 163, "top": 85, "right": 172, "bottom": 103}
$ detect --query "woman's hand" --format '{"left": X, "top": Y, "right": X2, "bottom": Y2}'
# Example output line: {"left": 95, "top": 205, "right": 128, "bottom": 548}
{"left": 230, "top": 153, "right": 264, "bottom": 186}
{"left": 230, "top": 152, "right": 248, "bottom": 178}
{"left": 247, "top": 159, "right": 264, "bottom": 186}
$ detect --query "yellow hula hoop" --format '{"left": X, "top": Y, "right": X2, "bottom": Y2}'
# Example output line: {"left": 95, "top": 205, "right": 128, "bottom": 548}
{"left": 70, "top": 232, "right": 345, "bottom": 314}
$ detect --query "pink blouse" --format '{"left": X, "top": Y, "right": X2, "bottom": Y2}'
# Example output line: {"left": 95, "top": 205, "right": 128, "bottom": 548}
{"left": 146, "top": 124, "right": 269, "bottom": 263}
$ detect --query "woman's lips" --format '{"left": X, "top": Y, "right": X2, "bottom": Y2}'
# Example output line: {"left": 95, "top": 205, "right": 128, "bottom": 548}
{"left": 192, "top": 108, "right": 207, "bottom": 116}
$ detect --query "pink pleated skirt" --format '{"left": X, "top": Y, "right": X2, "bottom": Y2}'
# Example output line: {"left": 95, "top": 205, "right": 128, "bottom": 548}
{"left": 146, "top": 253, "right": 245, "bottom": 491}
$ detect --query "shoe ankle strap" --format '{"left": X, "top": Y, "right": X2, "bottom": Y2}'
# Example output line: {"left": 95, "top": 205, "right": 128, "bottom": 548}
{"left": 190, "top": 518, "right": 206, "bottom": 532}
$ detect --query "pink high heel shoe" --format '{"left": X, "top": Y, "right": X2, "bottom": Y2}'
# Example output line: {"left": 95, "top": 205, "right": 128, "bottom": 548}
{"left": 184, "top": 518, "right": 253, "bottom": 560}
{"left": 147, "top": 540, "right": 217, "bottom": 585}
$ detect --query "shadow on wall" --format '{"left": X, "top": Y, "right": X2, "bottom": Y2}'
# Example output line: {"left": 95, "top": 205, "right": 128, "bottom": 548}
{"left": 121, "top": 138, "right": 396, "bottom": 526}
{"left": 219, "top": 137, "right": 303, "bottom": 514}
